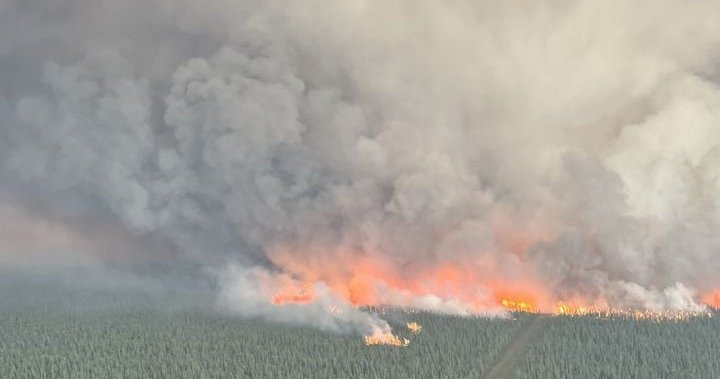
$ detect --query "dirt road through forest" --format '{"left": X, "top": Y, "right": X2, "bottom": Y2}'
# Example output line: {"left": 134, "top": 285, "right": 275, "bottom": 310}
{"left": 479, "top": 315, "right": 550, "bottom": 379}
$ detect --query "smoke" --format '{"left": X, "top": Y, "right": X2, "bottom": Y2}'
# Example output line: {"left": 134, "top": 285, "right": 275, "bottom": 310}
{"left": 2, "top": 0, "right": 720, "bottom": 332}
{"left": 217, "top": 264, "right": 393, "bottom": 335}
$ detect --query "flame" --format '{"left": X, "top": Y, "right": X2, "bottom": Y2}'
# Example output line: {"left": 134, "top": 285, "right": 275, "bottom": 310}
{"left": 271, "top": 283, "right": 314, "bottom": 305}
{"left": 267, "top": 245, "right": 553, "bottom": 313}
{"left": 406, "top": 322, "right": 422, "bottom": 334}
{"left": 702, "top": 290, "right": 720, "bottom": 309}
{"left": 364, "top": 332, "right": 410, "bottom": 347}
{"left": 264, "top": 244, "right": 718, "bottom": 323}
{"left": 554, "top": 301, "right": 589, "bottom": 316}
{"left": 553, "top": 301, "right": 712, "bottom": 321}
{"left": 500, "top": 299, "right": 536, "bottom": 313}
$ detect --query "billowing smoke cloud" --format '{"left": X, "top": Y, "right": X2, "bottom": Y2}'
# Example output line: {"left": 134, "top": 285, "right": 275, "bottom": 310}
{"left": 217, "top": 264, "right": 394, "bottom": 335}
{"left": 3, "top": 0, "right": 720, "bottom": 331}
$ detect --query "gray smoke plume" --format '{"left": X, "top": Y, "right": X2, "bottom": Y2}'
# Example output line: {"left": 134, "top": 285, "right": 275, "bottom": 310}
{"left": 2, "top": 0, "right": 720, "bottom": 330}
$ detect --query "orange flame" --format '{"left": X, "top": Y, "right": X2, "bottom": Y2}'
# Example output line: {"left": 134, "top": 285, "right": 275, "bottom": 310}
{"left": 265, "top": 244, "right": 719, "bottom": 319}
{"left": 500, "top": 299, "right": 536, "bottom": 313}
{"left": 555, "top": 301, "right": 590, "bottom": 316}
{"left": 702, "top": 290, "right": 720, "bottom": 309}
{"left": 407, "top": 322, "right": 422, "bottom": 334}
{"left": 268, "top": 245, "right": 554, "bottom": 313}
{"left": 553, "top": 301, "right": 712, "bottom": 321}
{"left": 271, "top": 283, "right": 314, "bottom": 305}
{"left": 364, "top": 332, "right": 410, "bottom": 347}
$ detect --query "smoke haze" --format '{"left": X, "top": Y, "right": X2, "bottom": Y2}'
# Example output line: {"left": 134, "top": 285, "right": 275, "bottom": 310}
{"left": 2, "top": 0, "right": 720, "bottom": 331}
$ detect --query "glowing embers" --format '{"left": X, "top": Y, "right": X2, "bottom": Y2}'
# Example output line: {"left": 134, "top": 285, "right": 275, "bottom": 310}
{"left": 406, "top": 322, "right": 422, "bottom": 334}
{"left": 364, "top": 332, "right": 410, "bottom": 347}
{"left": 500, "top": 299, "right": 536, "bottom": 313}
{"left": 271, "top": 283, "right": 314, "bottom": 305}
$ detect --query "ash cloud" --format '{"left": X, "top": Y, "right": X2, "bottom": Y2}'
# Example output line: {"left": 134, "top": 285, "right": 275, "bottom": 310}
{"left": 2, "top": 0, "right": 720, "bottom": 324}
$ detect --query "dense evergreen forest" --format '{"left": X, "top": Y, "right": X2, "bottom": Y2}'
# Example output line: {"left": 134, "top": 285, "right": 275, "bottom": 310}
{"left": 1, "top": 276, "right": 718, "bottom": 378}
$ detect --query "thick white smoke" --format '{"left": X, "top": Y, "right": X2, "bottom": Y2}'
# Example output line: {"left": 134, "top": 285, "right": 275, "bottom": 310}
{"left": 217, "top": 264, "right": 394, "bottom": 335}
{"left": 2, "top": 0, "right": 720, "bottom": 331}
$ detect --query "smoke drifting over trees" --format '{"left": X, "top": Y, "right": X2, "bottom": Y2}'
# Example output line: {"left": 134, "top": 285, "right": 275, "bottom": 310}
{"left": 2, "top": 0, "right": 720, "bottom": 330}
